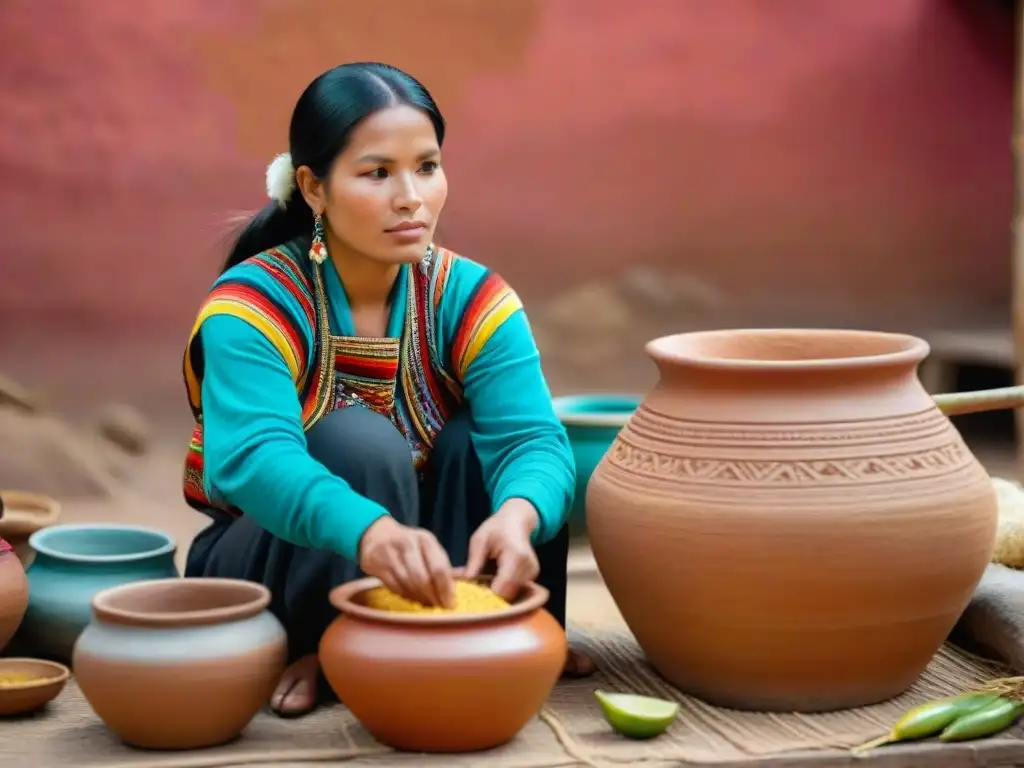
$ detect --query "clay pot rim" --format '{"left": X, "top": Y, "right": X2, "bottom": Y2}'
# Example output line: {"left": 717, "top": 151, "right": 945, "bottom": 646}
{"left": 553, "top": 393, "right": 642, "bottom": 428}
{"left": 646, "top": 329, "right": 930, "bottom": 372}
{"left": 91, "top": 578, "right": 271, "bottom": 628}
{"left": 329, "top": 576, "right": 550, "bottom": 626}
{"left": 0, "top": 490, "right": 62, "bottom": 537}
{"left": 28, "top": 523, "right": 176, "bottom": 564}
{"left": 0, "top": 658, "right": 70, "bottom": 690}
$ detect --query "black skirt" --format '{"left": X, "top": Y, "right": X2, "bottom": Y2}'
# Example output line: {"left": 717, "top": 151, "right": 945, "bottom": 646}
{"left": 185, "top": 405, "right": 570, "bottom": 661}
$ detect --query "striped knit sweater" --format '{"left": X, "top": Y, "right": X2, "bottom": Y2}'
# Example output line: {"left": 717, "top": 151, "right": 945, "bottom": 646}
{"left": 181, "top": 240, "right": 574, "bottom": 561}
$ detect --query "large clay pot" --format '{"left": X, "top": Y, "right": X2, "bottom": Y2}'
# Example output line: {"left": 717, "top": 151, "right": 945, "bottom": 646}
{"left": 320, "top": 577, "right": 566, "bottom": 753}
{"left": 0, "top": 537, "right": 28, "bottom": 652}
{"left": 587, "top": 329, "right": 998, "bottom": 712}
{"left": 22, "top": 524, "right": 179, "bottom": 660}
{"left": 74, "top": 578, "right": 286, "bottom": 749}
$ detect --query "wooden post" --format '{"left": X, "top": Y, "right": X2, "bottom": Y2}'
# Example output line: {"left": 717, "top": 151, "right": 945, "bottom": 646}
{"left": 1014, "top": 0, "right": 1024, "bottom": 461}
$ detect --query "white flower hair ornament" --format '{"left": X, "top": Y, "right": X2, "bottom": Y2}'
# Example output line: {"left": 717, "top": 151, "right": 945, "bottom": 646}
{"left": 266, "top": 152, "right": 296, "bottom": 209}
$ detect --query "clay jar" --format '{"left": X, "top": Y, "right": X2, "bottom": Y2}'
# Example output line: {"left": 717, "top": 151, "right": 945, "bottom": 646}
{"left": 73, "top": 578, "right": 286, "bottom": 750}
{"left": 23, "top": 524, "right": 179, "bottom": 660}
{"left": 0, "top": 537, "right": 28, "bottom": 652}
{"left": 320, "top": 578, "right": 566, "bottom": 753}
{"left": 587, "top": 329, "right": 998, "bottom": 712}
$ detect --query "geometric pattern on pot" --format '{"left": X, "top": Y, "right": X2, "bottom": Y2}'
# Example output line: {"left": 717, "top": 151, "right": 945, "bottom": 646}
{"left": 608, "top": 407, "right": 972, "bottom": 488}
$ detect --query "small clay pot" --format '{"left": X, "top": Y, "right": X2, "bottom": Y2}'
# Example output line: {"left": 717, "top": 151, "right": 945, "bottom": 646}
{"left": 23, "top": 524, "right": 179, "bottom": 660}
{"left": 0, "top": 538, "right": 28, "bottom": 652}
{"left": 0, "top": 491, "right": 61, "bottom": 567}
{"left": 73, "top": 578, "right": 286, "bottom": 750}
{"left": 320, "top": 577, "right": 566, "bottom": 753}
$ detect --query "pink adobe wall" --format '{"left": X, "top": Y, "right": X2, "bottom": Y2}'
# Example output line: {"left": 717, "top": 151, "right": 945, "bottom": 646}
{"left": 0, "top": 0, "right": 1014, "bottom": 339}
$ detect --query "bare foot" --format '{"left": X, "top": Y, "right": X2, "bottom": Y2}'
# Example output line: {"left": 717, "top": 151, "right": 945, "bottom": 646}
{"left": 271, "top": 653, "right": 320, "bottom": 717}
{"left": 563, "top": 648, "right": 597, "bottom": 678}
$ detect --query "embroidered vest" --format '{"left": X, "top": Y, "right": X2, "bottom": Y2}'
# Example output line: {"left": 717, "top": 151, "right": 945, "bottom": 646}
{"left": 181, "top": 242, "right": 520, "bottom": 516}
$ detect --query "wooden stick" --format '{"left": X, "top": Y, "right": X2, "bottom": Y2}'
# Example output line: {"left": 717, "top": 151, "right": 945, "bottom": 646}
{"left": 933, "top": 385, "right": 1024, "bottom": 417}
{"left": 1012, "top": 0, "right": 1024, "bottom": 459}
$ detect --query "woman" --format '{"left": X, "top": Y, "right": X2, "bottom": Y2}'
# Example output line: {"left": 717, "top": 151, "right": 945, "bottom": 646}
{"left": 181, "top": 62, "right": 595, "bottom": 717}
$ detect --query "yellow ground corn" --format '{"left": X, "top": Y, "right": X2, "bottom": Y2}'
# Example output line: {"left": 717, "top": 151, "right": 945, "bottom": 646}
{"left": 0, "top": 673, "right": 40, "bottom": 688}
{"left": 364, "top": 580, "right": 510, "bottom": 613}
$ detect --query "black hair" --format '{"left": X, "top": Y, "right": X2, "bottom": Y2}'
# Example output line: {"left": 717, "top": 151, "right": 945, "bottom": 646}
{"left": 221, "top": 62, "right": 446, "bottom": 273}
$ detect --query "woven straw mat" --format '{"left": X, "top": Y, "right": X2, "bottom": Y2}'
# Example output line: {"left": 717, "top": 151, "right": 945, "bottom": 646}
{"left": 2, "top": 626, "right": 1020, "bottom": 768}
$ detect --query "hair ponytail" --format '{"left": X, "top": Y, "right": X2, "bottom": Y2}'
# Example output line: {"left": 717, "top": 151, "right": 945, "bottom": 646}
{"left": 221, "top": 188, "right": 313, "bottom": 274}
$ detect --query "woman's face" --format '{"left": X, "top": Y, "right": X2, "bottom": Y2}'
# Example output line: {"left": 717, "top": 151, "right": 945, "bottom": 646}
{"left": 307, "top": 105, "right": 447, "bottom": 265}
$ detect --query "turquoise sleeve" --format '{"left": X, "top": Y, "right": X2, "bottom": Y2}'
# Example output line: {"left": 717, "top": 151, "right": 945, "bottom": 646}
{"left": 198, "top": 314, "right": 389, "bottom": 561}
{"left": 442, "top": 259, "right": 575, "bottom": 544}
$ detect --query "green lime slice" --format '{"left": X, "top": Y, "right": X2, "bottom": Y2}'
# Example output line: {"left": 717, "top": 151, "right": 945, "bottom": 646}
{"left": 594, "top": 689, "right": 680, "bottom": 739}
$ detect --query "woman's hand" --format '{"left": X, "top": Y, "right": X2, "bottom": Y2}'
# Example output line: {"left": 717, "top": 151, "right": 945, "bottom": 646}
{"left": 462, "top": 499, "right": 541, "bottom": 601}
{"left": 358, "top": 516, "right": 455, "bottom": 608}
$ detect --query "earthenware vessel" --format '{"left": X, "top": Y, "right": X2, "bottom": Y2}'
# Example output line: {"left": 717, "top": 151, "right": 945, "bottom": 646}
{"left": 0, "top": 658, "right": 70, "bottom": 716}
{"left": 0, "top": 537, "right": 29, "bottom": 652}
{"left": 74, "top": 578, "right": 286, "bottom": 749}
{"left": 22, "top": 524, "right": 179, "bottom": 660}
{"left": 587, "top": 329, "right": 998, "bottom": 712}
{"left": 0, "top": 491, "right": 62, "bottom": 567}
{"left": 553, "top": 394, "right": 641, "bottom": 529}
{"left": 320, "top": 577, "right": 566, "bottom": 752}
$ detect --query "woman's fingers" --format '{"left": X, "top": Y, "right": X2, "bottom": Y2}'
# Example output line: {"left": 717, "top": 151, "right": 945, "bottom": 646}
{"left": 378, "top": 532, "right": 423, "bottom": 602}
{"left": 490, "top": 546, "right": 539, "bottom": 601}
{"left": 463, "top": 533, "right": 490, "bottom": 580}
{"left": 419, "top": 532, "right": 455, "bottom": 609}
{"left": 387, "top": 529, "right": 452, "bottom": 608}
{"left": 405, "top": 552, "right": 437, "bottom": 606}
{"left": 378, "top": 562, "right": 410, "bottom": 601}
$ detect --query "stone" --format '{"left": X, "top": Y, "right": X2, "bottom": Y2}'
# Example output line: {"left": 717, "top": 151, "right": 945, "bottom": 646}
{"left": 96, "top": 404, "right": 151, "bottom": 456}
{"left": 0, "top": 374, "right": 42, "bottom": 414}
{"left": 0, "top": 410, "right": 116, "bottom": 500}
{"left": 540, "top": 282, "right": 633, "bottom": 332}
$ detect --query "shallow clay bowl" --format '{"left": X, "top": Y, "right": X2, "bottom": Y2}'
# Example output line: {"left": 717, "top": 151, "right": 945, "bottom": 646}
{"left": 319, "top": 576, "right": 567, "bottom": 753}
{"left": 0, "top": 658, "right": 70, "bottom": 716}
{"left": 0, "top": 491, "right": 62, "bottom": 567}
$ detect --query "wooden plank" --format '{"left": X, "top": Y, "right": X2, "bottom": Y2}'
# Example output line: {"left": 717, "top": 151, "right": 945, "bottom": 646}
{"left": 1013, "top": 0, "right": 1024, "bottom": 460}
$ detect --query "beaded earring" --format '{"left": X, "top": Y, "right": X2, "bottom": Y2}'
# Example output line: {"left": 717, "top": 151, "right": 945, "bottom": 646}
{"left": 309, "top": 212, "right": 328, "bottom": 264}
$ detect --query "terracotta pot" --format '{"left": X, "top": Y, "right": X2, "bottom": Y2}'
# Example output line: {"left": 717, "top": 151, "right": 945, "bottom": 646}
{"left": 320, "top": 577, "right": 566, "bottom": 753}
{"left": 0, "top": 537, "right": 28, "bottom": 652}
{"left": 587, "top": 329, "right": 998, "bottom": 712}
{"left": 73, "top": 578, "right": 286, "bottom": 750}
{"left": 0, "top": 491, "right": 61, "bottom": 567}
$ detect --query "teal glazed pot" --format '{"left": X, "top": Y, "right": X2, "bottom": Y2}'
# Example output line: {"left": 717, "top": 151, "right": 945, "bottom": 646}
{"left": 22, "top": 524, "right": 179, "bottom": 661}
{"left": 553, "top": 394, "right": 641, "bottom": 528}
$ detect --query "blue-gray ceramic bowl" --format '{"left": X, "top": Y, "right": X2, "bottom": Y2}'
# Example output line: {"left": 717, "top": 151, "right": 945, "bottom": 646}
{"left": 553, "top": 394, "right": 641, "bottom": 528}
